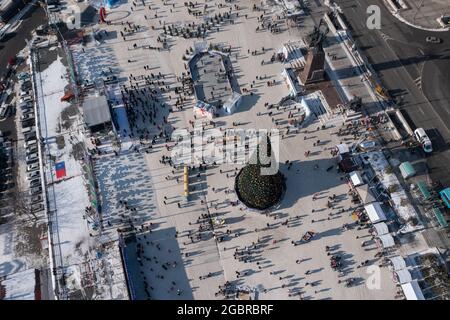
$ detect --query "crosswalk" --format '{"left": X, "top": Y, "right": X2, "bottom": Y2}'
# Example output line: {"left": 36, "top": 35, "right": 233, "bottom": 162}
{"left": 413, "top": 76, "right": 422, "bottom": 90}
{"left": 379, "top": 32, "right": 394, "bottom": 42}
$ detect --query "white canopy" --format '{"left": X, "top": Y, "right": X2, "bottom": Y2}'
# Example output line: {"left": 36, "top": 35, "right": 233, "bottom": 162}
{"left": 349, "top": 171, "right": 364, "bottom": 187}
{"left": 378, "top": 233, "right": 395, "bottom": 248}
{"left": 401, "top": 280, "right": 425, "bottom": 300}
{"left": 373, "top": 222, "right": 389, "bottom": 235}
{"left": 336, "top": 143, "right": 350, "bottom": 155}
{"left": 365, "top": 202, "right": 387, "bottom": 223}
{"left": 395, "top": 269, "right": 412, "bottom": 284}
{"left": 389, "top": 256, "right": 407, "bottom": 271}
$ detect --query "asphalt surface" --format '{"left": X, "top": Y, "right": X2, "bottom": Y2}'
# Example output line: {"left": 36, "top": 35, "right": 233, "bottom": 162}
{"left": 332, "top": 0, "right": 450, "bottom": 187}
{"left": 0, "top": 6, "right": 46, "bottom": 75}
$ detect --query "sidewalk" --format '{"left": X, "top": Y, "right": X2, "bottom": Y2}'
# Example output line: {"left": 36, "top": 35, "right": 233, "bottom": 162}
{"left": 323, "top": 32, "right": 383, "bottom": 116}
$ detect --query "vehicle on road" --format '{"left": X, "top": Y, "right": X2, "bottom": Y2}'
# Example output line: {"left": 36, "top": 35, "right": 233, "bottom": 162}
{"left": 426, "top": 36, "right": 442, "bottom": 44}
{"left": 414, "top": 128, "right": 433, "bottom": 153}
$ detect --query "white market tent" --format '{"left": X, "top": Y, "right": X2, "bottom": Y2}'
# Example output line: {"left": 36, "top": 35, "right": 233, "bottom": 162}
{"left": 389, "top": 256, "right": 407, "bottom": 271}
{"left": 378, "top": 233, "right": 395, "bottom": 248}
{"left": 395, "top": 269, "right": 412, "bottom": 284}
{"left": 336, "top": 143, "right": 350, "bottom": 155}
{"left": 349, "top": 171, "right": 364, "bottom": 187}
{"left": 373, "top": 222, "right": 389, "bottom": 235}
{"left": 401, "top": 280, "right": 425, "bottom": 300}
{"left": 364, "top": 202, "right": 387, "bottom": 223}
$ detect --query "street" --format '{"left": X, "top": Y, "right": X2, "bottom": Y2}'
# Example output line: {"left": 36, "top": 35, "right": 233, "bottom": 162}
{"left": 334, "top": 0, "right": 450, "bottom": 186}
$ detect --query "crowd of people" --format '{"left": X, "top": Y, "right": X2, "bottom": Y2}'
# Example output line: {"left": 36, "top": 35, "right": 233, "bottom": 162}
{"left": 84, "top": 0, "right": 391, "bottom": 300}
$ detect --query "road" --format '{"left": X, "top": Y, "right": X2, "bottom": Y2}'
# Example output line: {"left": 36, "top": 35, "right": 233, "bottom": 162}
{"left": 0, "top": 6, "right": 46, "bottom": 75}
{"left": 333, "top": 0, "right": 450, "bottom": 187}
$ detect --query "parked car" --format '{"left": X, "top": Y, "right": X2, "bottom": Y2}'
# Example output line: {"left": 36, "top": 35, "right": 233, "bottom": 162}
{"left": 19, "top": 90, "right": 31, "bottom": 98}
{"left": 22, "top": 126, "right": 35, "bottom": 134}
{"left": 20, "top": 82, "right": 32, "bottom": 91}
{"left": 24, "top": 139, "right": 37, "bottom": 148}
{"left": 0, "top": 105, "right": 10, "bottom": 118}
{"left": 17, "top": 72, "right": 30, "bottom": 81}
{"left": 31, "top": 194, "right": 43, "bottom": 203}
{"left": 24, "top": 132, "right": 37, "bottom": 142}
{"left": 27, "top": 170, "right": 40, "bottom": 180}
{"left": 21, "top": 120, "right": 35, "bottom": 128}
{"left": 19, "top": 95, "right": 33, "bottom": 104}
{"left": 22, "top": 107, "right": 34, "bottom": 115}
{"left": 31, "top": 203, "right": 44, "bottom": 212}
{"left": 30, "top": 178, "right": 41, "bottom": 188}
{"left": 26, "top": 145, "right": 38, "bottom": 155}
{"left": 26, "top": 153, "right": 39, "bottom": 164}
{"left": 19, "top": 101, "right": 32, "bottom": 110}
{"left": 21, "top": 113, "right": 35, "bottom": 122}
{"left": 27, "top": 162, "right": 39, "bottom": 172}
{"left": 414, "top": 128, "right": 433, "bottom": 153}
{"left": 29, "top": 186, "right": 42, "bottom": 196}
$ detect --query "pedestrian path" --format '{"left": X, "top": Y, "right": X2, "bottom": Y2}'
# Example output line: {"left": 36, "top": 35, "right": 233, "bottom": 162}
{"left": 324, "top": 32, "right": 382, "bottom": 116}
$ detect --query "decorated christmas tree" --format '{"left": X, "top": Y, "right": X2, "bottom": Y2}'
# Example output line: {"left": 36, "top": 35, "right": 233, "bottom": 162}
{"left": 235, "top": 134, "right": 285, "bottom": 210}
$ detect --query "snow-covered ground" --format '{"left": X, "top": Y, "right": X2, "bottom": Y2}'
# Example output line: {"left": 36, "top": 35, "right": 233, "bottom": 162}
{"left": 34, "top": 46, "right": 127, "bottom": 299}
{"left": 36, "top": 55, "right": 72, "bottom": 138}
{"left": 1, "top": 268, "right": 37, "bottom": 300}
{"left": 94, "top": 150, "right": 158, "bottom": 242}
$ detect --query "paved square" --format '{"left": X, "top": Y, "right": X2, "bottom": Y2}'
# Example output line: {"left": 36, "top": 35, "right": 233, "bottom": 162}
{"left": 69, "top": 0, "right": 398, "bottom": 299}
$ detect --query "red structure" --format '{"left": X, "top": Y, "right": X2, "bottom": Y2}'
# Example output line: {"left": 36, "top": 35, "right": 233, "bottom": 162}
{"left": 99, "top": 7, "right": 107, "bottom": 23}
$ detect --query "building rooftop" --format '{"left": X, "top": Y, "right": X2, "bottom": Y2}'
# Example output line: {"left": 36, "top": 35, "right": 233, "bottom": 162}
{"left": 82, "top": 94, "right": 111, "bottom": 128}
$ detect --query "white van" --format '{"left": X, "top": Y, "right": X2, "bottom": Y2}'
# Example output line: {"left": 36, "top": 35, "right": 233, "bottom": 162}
{"left": 414, "top": 128, "right": 432, "bottom": 153}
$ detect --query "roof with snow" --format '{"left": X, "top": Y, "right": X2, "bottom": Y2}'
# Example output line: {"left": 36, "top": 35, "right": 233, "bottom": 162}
{"left": 83, "top": 94, "right": 111, "bottom": 128}
{"left": 0, "top": 268, "right": 38, "bottom": 300}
